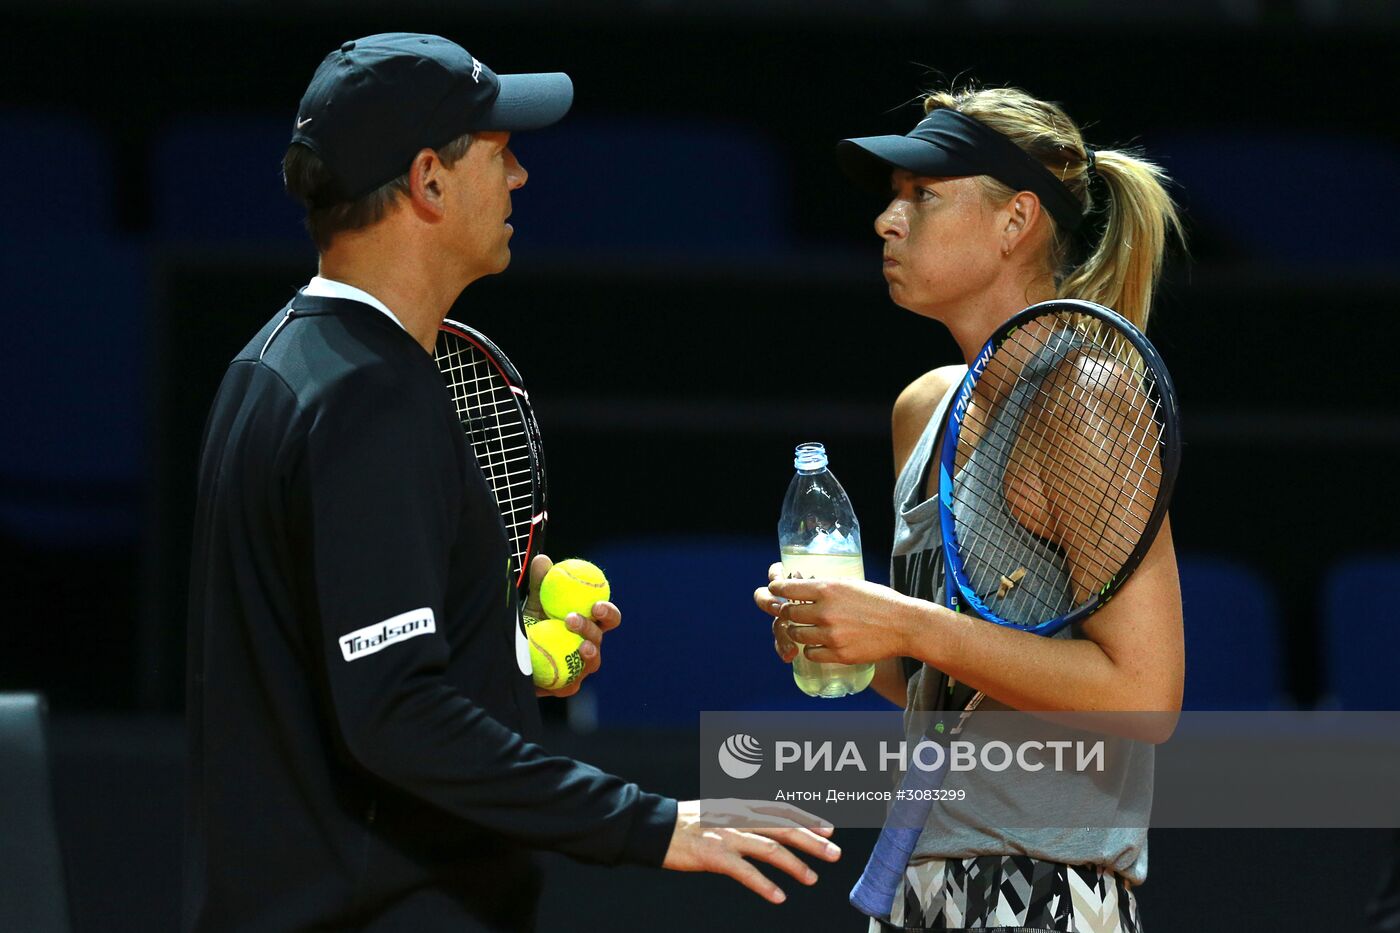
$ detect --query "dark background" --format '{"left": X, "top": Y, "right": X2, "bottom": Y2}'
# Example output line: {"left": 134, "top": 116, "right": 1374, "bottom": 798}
{"left": 2, "top": 1, "right": 1398, "bottom": 930}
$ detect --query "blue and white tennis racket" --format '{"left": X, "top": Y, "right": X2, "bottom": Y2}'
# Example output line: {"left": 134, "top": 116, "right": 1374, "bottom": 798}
{"left": 851, "top": 298, "right": 1181, "bottom": 920}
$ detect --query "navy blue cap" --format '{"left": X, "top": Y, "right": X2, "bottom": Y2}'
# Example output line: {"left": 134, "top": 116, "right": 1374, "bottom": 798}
{"left": 291, "top": 33, "right": 573, "bottom": 202}
{"left": 837, "top": 108, "right": 1085, "bottom": 232}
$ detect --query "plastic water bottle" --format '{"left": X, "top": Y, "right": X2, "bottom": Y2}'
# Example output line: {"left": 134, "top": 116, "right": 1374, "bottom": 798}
{"left": 778, "top": 442, "right": 874, "bottom": 698}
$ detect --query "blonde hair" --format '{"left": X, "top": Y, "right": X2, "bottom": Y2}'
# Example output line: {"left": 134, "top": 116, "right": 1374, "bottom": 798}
{"left": 922, "top": 87, "right": 1183, "bottom": 330}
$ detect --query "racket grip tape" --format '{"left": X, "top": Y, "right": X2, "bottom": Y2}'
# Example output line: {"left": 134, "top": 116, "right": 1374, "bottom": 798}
{"left": 848, "top": 756, "right": 948, "bottom": 919}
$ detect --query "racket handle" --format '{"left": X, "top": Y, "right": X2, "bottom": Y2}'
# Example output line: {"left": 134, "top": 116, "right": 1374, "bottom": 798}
{"left": 848, "top": 756, "right": 948, "bottom": 919}
{"left": 849, "top": 823, "right": 923, "bottom": 919}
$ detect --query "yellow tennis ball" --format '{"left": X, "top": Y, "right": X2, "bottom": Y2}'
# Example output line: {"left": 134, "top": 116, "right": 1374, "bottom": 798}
{"left": 539, "top": 558, "right": 611, "bottom": 622}
{"left": 525, "top": 615, "right": 585, "bottom": 691}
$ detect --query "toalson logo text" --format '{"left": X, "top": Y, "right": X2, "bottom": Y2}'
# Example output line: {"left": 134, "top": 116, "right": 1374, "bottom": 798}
{"left": 340, "top": 608, "right": 437, "bottom": 661}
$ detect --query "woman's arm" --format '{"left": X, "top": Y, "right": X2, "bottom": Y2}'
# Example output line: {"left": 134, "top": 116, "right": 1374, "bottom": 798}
{"left": 765, "top": 519, "right": 1184, "bottom": 741}
{"left": 869, "top": 659, "right": 909, "bottom": 707}
{"left": 873, "top": 366, "right": 967, "bottom": 706}
{"left": 915, "top": 519, "right": 1182, "bottom": 719}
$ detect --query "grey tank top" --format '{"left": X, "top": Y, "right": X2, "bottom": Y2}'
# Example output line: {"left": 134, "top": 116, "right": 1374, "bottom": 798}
{"left": 891, "top": 370, "right": 1152, "bottom": 884}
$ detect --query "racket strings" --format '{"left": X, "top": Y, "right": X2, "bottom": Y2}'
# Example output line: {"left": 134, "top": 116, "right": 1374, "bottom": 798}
{"left": 1027, "top": 372, "right": 1160, "bottom": 558}
{"left": 1034, "top": 331, "right": 1159, "bottom": 578}
{"left": 1018, "top": 324, "right": 1160, "bottom": 584}
{"left": 1029, "top": 329, "right": 1161, "bottom": 566}
{"left": 435, "top": 334, "right": 537, "bottom": 572}
{"left": 953, "top": 472, "right": 1078, "bottom": 621}
{"left": 956, "top": 328, "right": 1094, "bottom": 617}
{"left": 950, "top": 312, "right": 1167, "bottom": 625}
{"left": 952, "top": 494, "right": 1073, "bottom": 620}
{"left": 949, "top": 335, "right": 1074, "bottom": 621}
{"left": 953, "top": 389, "right": 1077, "bottom": 618}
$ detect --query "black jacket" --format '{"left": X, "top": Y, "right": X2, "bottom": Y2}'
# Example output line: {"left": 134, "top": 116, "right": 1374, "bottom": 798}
{"left": 185, "top": 293, "right": 675, "bottom": 932}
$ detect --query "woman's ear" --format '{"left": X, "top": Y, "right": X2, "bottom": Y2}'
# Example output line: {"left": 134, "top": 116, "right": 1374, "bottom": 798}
{"left": 1001, "top": 190, "right": 1043, "bottom": 257}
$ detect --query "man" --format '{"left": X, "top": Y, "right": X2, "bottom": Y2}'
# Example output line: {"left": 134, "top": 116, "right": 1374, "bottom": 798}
{"left": 185, "top": 33, "right": 838, "bottom": 933}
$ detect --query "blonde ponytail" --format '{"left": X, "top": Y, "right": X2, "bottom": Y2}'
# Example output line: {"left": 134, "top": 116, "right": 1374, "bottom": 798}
{"left": 1059, "top": 149, "right": 1182, "bottom": 329}
{"left": 923, "top": 87, "right": 1183, "bottom": 330}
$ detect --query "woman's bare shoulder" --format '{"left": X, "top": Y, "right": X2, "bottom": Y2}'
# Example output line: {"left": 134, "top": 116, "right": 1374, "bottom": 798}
{"left": 892, "top": 365, "right": 966, "bottom": 477}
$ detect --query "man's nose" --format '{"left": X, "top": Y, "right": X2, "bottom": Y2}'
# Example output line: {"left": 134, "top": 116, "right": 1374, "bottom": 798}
{"left": 505, "top": 148, "right": 528, "bottom": 189}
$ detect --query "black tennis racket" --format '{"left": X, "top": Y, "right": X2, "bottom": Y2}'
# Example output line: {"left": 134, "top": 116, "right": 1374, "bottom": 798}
{"left": 851, "top": 297, "right": 1181, "bottom": 920}
{"left": 434, "top": 319, "right": 548, "bottom": 591}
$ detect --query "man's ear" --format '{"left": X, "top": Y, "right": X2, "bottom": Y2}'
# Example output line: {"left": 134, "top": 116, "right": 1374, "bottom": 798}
{"left": 406, "top": 148, "right": 447, "bottom": 219}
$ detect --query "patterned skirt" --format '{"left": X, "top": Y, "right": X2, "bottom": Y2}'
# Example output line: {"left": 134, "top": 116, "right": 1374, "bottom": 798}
{"left": 868, "top": 855, "right": 1142, "bottom": 933}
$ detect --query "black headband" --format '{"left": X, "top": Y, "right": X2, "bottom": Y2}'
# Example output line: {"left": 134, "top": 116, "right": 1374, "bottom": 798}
{"left": 836, "top": 108, "right": 1086, "bottom": 232}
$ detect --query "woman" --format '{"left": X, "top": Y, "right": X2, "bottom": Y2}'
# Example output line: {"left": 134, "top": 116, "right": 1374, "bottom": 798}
{"left": 755, "top": 85, "right": 1185, "bottom": 932}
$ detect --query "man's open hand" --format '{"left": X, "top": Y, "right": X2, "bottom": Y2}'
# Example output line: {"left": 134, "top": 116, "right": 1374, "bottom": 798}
{"left": 662, "top": 799, "right": 841, "bottom": 903}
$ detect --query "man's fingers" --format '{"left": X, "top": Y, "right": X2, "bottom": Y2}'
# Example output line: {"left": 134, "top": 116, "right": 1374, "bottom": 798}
{"left": 666, "top": 800, "right": 838, "bottom": 904}
{"left": 569, "top": 623, "right": 601, "bottom": 671}
{"left": 525, "top": 554, "right": 554, "bottom": 618}
{"left": 579, "top": 641, "right": 600, "bottom": 669}
{"left": 733, "top": 831, "right": 818, "bottom": 887}
{"left": 714, "top": 800, "right": 835, "bottom": 837}
{"left": 590, "top": 600, "right": 621, "bottom": 631}
{"left": 753, "top": 824, "right": 842, "bottom": 863}
{"left": 564, "top": 612, "right": 604, "bottom": 646}
{"left": 768, "top": 562, "right": 784, "bottom": 583}
{"left": 776, "top": 803, "right": 835, "bottom": 835}
{"left": 716, "top": 847, "right": 788, "bottom": 903}
{"left": 536, "top": 613, "right": 602, "bottom": 694}
{"left": 528, "top": 554, "right": 553, "bottom": 591}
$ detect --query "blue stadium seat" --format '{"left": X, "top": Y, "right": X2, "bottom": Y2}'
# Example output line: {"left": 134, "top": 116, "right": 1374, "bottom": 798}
{"left": 0, "top": 110, "right": 114, "bottom": 238}
{"left": 1178, "top": 555, "right": 1289, "bottom": 710}
{"left": 506, "top": 117, "right": 790, "bottom": 258}
{"left": 150, "top": 115, "right": 308, "bottom": 243}
{"left": 578, "top": 535, "right": 899, "bottom": 726}
{"left": 1153, "top": 131, "right": 1400, "bottom": 266}
{"left": 1320, "top": 556, "right": 1400, "bottom": 710}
